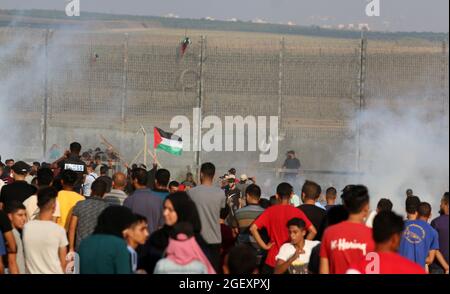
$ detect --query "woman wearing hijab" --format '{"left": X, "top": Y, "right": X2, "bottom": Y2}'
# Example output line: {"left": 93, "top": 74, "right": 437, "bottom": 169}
{"left": 78, "top": 206, "right": 136, "bottom": 274}
{"left": 140, "top": 191, "right": 209, "bottom": 273}
{"left": 154, "top": 222, "right": 215, "bottom": 274}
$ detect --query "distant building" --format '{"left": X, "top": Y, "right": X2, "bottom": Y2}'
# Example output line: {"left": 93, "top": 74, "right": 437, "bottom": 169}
{"left": 287, "top": 21, "right": 296, "bottom": 26}
{"left": 252, "top": 18, "right": 267, "bottom": 24}
{"left": 205, "top": 16, "right": 215, "bottom": 21}
{"left": 164, "top": 13, "right": 179, "bottom": 18}
{"left": 358, "top": 23, "right": 370, "bottom": 31}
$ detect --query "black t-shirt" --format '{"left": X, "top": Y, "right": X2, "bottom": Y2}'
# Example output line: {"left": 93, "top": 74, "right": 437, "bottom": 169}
{"left": 0, "top": 181, "right": 37, "bottom": 210}
{"left": 298, "top": 204, "right": 327, "bottom": 241}
{"left": 58, "top": 154, "right": 87, "bottom": 192}
{"left": 0, "top": 209, "right": 12, "bottom": 233}
{"left": 283, "top": 158, "right": 301, "bottom": 170}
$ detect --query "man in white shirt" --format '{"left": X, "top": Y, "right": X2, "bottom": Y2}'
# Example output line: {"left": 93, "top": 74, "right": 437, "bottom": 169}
{"left": 23, "top": 187, "right": 68, "bottom": 274}
{"left": 82, "top": 164, "right": 98, "bottom": 197}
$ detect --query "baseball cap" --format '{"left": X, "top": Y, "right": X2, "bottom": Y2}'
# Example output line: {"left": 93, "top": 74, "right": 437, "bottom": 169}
{"left": 240, "top": 174, "right": 248, "bottom": 181}
{"left": 12, "top": 161, "right": 31, "bottom": 174}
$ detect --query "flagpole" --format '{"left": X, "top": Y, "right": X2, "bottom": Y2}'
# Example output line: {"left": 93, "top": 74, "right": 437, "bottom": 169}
{"left": 140, "top": 125, "right": 147, "bottom": 167}
{"left": 147, "top": 148, "right": 162, "bottom": 168}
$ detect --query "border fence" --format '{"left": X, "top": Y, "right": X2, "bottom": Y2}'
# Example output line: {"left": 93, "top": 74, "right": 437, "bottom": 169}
{"left": 0, "top": 28, "right": 448, "bottom": 189}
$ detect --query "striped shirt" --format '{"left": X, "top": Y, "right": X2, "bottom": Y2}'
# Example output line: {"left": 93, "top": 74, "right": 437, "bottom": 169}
{"left": 104, "top": 189, "right": 128, "bottom": 206}
{"left": 72, "top": 197, "right": 110, "bottom": 251}
{"left": 232, "top": 204, "right": 265, "bottom": 246}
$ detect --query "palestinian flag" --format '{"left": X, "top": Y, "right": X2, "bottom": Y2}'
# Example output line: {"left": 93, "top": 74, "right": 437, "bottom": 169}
{"left": 153, "top": 127, "right": 183, "bottom": 156}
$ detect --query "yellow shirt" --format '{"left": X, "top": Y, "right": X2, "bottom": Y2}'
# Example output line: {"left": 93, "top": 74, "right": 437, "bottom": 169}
{"left": 56, "top": 190, "right": 85, "bottom": 231}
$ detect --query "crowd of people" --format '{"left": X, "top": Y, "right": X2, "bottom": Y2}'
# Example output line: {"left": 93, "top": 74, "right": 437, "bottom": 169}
{"left": 0, "top": 142, "right": 448, "bottom": 275}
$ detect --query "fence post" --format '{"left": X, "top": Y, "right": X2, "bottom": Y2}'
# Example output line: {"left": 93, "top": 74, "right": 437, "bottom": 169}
{"left": 278, "top": 37, "right": 285, "bottom": 130}
{"left": 441, "top": 41, "right": 448, "bottom": 120}
{"left": 121, "top": 33, "right": 129, "bottom": 129}
{"left": 194, "top": 35, "right": 206, "bottom": 180}
{"left": 117, "top": 33, "right": 129, "bottom": 171}
{"left": 356, "top": 29, "right": 367, "bottom": 173}
{"left": 359, "top": 29, "right": 367, "bottom": 110}
{"left": 41, "top": 29, "right": 50, "bottom": 160}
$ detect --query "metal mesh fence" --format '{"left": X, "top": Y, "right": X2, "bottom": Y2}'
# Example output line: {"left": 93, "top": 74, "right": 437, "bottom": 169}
{"left": 0, "top": 28, "right": 448, "bottom": 186}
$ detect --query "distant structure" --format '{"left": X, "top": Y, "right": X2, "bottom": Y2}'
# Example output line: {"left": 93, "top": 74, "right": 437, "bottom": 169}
{"left": 336, "top": 23, "right": 370, "bottom": 31}
{"left": 358, "top": 23, "right": 370, "bottom": 31}
{"left": 164, "top": 13, "right": 179, "bottom": 18}
{"left": 252, "top": 18, "right": 267, "bottom": 24}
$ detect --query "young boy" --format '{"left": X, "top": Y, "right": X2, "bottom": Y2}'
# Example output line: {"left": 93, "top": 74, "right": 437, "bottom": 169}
{"left": 6, "top": 201, "right": 27, "bottom": 274}
{"left": 250, "top": 183, "right": 316, "bottom": 274}
{"left": 125, "top": 214, "right": 149, "bottom": 273}
{"left": 274, "top": 218, "right": 320, "bottom": 274}
{"left": 23, "top": 187, "right": 68, "bottom": 274}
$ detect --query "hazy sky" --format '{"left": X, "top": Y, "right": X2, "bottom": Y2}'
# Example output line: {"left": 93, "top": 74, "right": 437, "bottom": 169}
{"left": 0, "top": 0, "right": 448, "bottom": 32}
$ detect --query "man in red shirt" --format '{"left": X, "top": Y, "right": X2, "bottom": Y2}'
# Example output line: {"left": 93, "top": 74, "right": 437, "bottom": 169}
{"left": 320, "top": 185, "right": 375, "bottom": 274}
{"left": 250, "top": 182, "right": 317, "bottom": 274}
{"left": 346, "top": 211, "right": 426, "bottom": 274}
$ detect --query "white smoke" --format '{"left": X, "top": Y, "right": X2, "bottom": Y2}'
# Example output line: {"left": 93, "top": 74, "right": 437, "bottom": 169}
{"left": 0, "top": 26, "right": 86, "bottom": 161}
{"left": 353, "top": 99, "right": 449, "bottom": 216}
